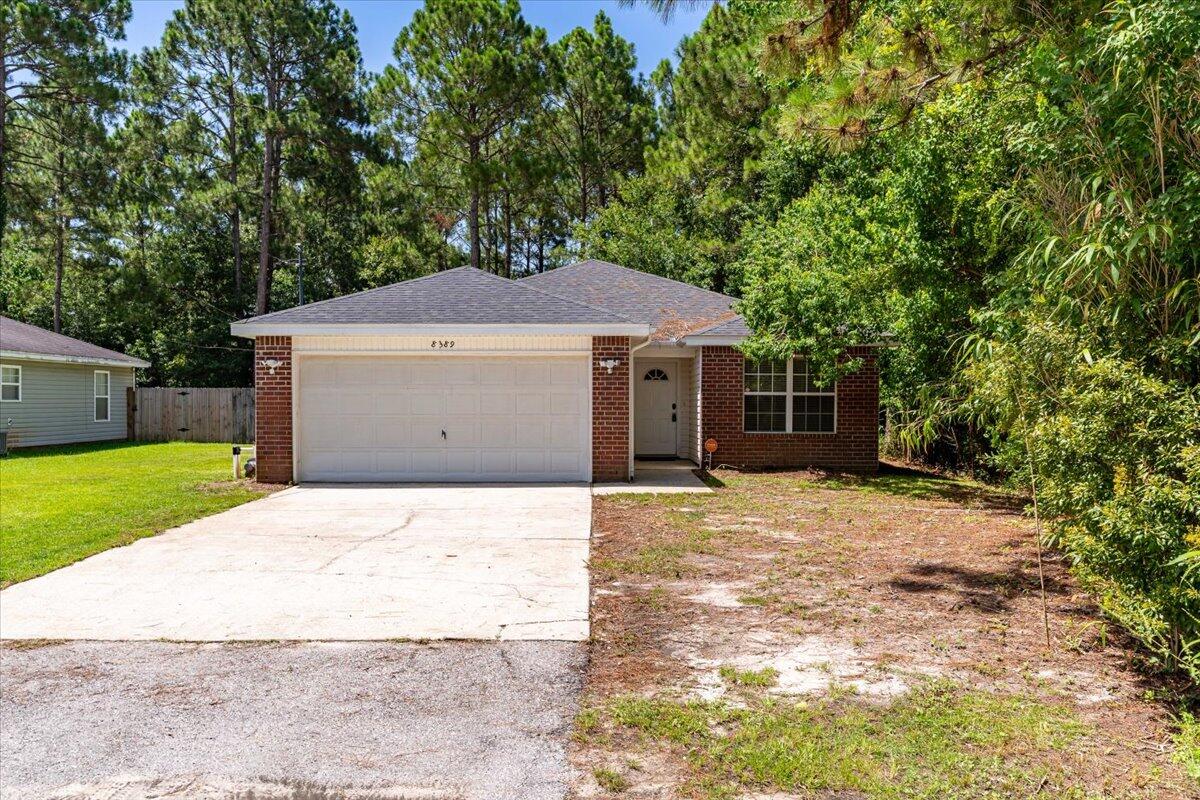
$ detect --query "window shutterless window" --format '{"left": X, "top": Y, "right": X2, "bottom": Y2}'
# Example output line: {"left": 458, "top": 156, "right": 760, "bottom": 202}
{"left": 1, "top": 365, "right": 20, "bottom": 402}
{"left": 94, "top": 370, "right": 110, "bottom": 422}
{"left": 743, "top": 358, "right": 835, "bottom": 434}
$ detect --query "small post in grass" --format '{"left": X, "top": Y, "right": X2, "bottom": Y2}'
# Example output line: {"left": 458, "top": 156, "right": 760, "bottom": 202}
{"left": 232, "top": 445, "right": 242, "bottom": 480}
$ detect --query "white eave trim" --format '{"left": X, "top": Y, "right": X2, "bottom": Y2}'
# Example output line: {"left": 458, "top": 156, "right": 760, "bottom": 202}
{"left": 230, "top": 322, "right": 652, "bottom": 339}
{"left": 0, "top": 350, "right": 150, "bottom": 369}
{"left": 680, "top": 334, "right": 747, "bottom": 346}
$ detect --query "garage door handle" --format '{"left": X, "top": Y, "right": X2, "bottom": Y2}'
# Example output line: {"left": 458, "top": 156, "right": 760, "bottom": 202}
{"left": 441, "top": 429, "right": 446, "bottom": 440}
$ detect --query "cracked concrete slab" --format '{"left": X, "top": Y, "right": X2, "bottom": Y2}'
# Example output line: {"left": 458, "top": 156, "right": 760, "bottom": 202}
{"left": 0, "top": 484, "right": 591, "bottom": 642}
{"left": 0, "top": 640, "right": 585, "bottom": 800}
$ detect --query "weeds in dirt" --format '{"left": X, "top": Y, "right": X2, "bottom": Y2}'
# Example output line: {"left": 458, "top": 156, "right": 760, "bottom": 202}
{"left": 718, "top": 665, "right": 779, "bottom": 688}
{"left": 592, "top": 767, "right": 629, "bottom": 793}
{"left": 1173, "top": 711, "right": 1200, "bottom": 781}
{"left": 604, "top": 680, "right": 1087, "bottom": 799}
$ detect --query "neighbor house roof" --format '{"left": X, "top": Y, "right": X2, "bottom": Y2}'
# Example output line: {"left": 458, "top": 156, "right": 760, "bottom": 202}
{"left": 0, "top": 316, "right": 150, "bottom": 368}
{"left": 230, "top": 267, "right": 649, "bottom": 337}
{"left": 519, "top": 259, "right": 745, "bottom": 342}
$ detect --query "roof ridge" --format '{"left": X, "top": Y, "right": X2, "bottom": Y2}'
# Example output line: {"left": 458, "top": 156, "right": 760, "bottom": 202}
{"left": 522, "top": 259, "right": 739, "bottom": 303}
{"left": 513, "top": 276, "right": 642, "bottom": 325}
{"left": 240, "top": 266, "right": 474, "bottom": 324}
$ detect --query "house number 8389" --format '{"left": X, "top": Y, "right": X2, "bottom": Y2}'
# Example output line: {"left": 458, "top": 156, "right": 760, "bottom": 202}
{"left": 431, "top": 340, "right": 455, "bottom": 349}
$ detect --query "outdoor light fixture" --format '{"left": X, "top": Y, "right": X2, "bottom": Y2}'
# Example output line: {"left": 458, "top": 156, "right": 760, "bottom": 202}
{"left": 259, "top": 358, "right": 282, "bottom": 375}
{"left": 598, "top": 358, "right": 620, "bottom": 374}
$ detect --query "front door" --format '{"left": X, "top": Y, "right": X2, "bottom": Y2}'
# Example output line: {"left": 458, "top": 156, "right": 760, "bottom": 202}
{"left": 635, "top": 360, "right": 677, "bottom": 456}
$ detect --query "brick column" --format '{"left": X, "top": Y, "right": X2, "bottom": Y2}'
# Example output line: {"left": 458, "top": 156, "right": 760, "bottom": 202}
{"left": 592, "top": 336, "right": 631, "bottom": 481}
{"left": 254, "top": 336, "right": 293, "bottom": 483}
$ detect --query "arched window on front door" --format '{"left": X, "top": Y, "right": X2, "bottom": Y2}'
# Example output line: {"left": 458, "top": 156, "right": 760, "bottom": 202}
{"left": 643, "top": 368, "right": 669, "bottom": 381}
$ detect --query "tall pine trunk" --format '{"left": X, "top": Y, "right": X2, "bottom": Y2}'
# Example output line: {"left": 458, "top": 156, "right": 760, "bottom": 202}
{"left": 468, "top": 139, "right": 481, "bottom": 269}
{"left": 255, "top": 131, "right": 275, "bottom": 315}
{"left": 228, "top": 77, "right": 242, "bottom": 300}
{"left": 0, "top": 55, "right": 7, "bottom": 251}
{"left": 52, "top": 150, "right": 65, "bottom": 333}
{"left": 503, "top": 187, "right": 512, "bottom": 279}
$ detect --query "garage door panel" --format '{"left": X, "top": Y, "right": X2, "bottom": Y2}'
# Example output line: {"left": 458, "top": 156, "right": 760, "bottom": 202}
{"left": 376, "top": 450, "right": 413, "bottom": 473}
{"left": 410, "top": 393, "right": 443, "bottom": 415}
{"left": 481, "top": 451, "right": 514, "bottom": 473}
{"left": 551, "top": 451, "right": 583, "bottom": 473}
{"left": 481, "top": 392, "right": 516, "bottom": 414}
{"left": 479, "top": 418, "right": 515, "bottom": 446}
{"left": 516, "top": 392, "right": 549, "bottom": 415}
{"left": 375, "top": 391, "right": 411, "bottom": 415}
{"left": 445, "top": 449, "right": 480, "bottom": 474}
{"left": 443, "top": 362, "right": 479, "bottom": 384}
{"left": 550, "top": 361, "right": 583, "bottom": 384}
{"left": 409, "top": 417, "right": 444, "bottom": 446}
{"left": 374, "top": 421, "right": 412, "bottom": 447}
{"left": 550, "top": 391, "right": 582, "bottom": 415}
{"left": 298, "top": 355, "right": 589, "bottom": 482}
{"left": 445, "top": 393, "right": 479, "bottom": 415}
{"left": 480, "top": 362, "right": 515, "bottom": 384}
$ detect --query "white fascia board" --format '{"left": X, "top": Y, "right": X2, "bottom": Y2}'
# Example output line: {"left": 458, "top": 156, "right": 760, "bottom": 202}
{"left": 680, "top": 335, "right": 747, "bottom": 346}
{"left": 0, "top": 350, "right": 150, "bottom": 369}
{"left": 229, "top": 322, "right": 652, "bottom": 339}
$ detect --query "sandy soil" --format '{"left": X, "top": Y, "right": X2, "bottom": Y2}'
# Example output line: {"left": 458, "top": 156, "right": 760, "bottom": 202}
{"left": 572, "top": 465, "right": 1196, "bottom": 798}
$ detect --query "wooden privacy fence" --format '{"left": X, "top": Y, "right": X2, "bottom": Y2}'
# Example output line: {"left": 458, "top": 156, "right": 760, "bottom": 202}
{"left": 128, "top": 387, "right": 255, "bottom": 443}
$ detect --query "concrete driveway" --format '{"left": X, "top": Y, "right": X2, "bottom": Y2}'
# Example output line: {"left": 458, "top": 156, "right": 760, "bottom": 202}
{"left": 1, "top": 640, "right": 584, "bottom": 800}
{"left": 0, "top": 484, "right": 590, "bottom": 642}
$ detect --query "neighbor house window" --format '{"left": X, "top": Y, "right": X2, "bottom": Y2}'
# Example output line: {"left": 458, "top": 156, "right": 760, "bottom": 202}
{"left": 1, "top": 365, "right": 20, "bottom": 401}
{"left": 94, "top": 370, "right": 110, "bottom": 422}
{"left": 743, "top": 358, "right": 835, "bottom": 433}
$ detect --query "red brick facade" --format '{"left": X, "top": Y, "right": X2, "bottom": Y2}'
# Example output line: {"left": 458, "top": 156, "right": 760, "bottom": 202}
{"left": 249, "top": 335, "right": 875, "bottom": 483}
{"left": 254, "top": 336, "right": 293, "bottom": 484}
{"left": 592, "top": 336, "right": 631, "bottom": 481}
{"left": 698, "top": 345, "right": 879, "bottom": 473}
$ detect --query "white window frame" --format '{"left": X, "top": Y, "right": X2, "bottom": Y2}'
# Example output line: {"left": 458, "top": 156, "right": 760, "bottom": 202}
{"left": 1, "top": 364, "right": 21, "bottom": 402}
{"left": 93, "top": 370, "right": 111, "bottom": 422}
{"left": 743, "top": 357, "right": 836, "bottom": 434}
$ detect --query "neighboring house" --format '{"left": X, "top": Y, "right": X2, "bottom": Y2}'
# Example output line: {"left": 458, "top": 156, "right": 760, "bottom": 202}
{"left": 230, "top": 260, "right": 878, "bottom": 484}
{"left": 0, "top": 317, "right": 149, "bottom": 449}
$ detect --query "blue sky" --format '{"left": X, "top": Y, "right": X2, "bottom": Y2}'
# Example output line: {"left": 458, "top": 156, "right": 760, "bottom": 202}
{"left": 121, "top": 0, "right": 711, "bottom": 78}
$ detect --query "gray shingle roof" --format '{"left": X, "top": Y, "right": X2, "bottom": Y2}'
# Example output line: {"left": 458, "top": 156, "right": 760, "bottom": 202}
{"left": 238, "top": 266, "right": 639, "bottom": 327}
{"left": 0, "top": 316, "right": 149, "bottom": 367}
{"left": 519, "top": 259, "right": 747, "bottom": 341}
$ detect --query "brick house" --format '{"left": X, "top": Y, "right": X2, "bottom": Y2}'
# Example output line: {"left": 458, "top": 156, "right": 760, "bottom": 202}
{"left": 231, "top": 260, "right": 879, "bottom": 483}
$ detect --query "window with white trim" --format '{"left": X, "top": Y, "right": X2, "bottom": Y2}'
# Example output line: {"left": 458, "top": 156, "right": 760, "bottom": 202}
{"left": 743, "top": 358, "right": 835, "bottom": 433}
{"left": 1, "top": 365, "right": 20, "bottom": 402}
{"left": 94, "top": 370, "right": 110, "bottom": 422}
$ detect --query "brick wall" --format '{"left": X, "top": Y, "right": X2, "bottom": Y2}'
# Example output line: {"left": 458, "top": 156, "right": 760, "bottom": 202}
{"left": 699, "top": 345, "right": 878, "bottom": 473}
{"left": 592, "top": 336, "right": 631, "bottom": 481}
{"left": 254, "top": 336, "right": 293, "bottom": 483}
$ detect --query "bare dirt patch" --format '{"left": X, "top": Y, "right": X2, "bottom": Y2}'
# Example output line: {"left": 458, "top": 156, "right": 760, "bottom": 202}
{"left": 573, "top": 466, "right": 1196, "bottom": 798}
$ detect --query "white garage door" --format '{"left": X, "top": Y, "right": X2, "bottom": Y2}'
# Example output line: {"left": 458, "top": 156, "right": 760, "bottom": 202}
{"left": 296, "top": 356, "right": 590, "bottom": 482}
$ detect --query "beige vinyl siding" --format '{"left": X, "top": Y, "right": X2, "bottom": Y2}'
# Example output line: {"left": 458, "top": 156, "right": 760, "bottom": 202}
{"left": 0, "top": 359, "right": 134, "bottom": 448}
{"left": 677, "top": 358, "right": 698, "bottom": 461}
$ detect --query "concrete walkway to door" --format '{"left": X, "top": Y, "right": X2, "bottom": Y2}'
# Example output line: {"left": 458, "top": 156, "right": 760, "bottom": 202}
{"left": 0, "top": 484, "right": 591, "bottom": 642}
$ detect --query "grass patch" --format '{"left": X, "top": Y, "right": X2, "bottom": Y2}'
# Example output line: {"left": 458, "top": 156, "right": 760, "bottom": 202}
{"left": 605, "top": 680, "right": 1087, "bottom": 799}
{"left": 0, "top": 441, "right": 270, "bottom": 585}
{"left": 719, "top": 665, "right": 779, "bottom": 688}
{"left": 1174, "top": 711, "right": 1200, "bottom": 782}
{"left": 592, "top": 767, "right": 629, "bottom": 793}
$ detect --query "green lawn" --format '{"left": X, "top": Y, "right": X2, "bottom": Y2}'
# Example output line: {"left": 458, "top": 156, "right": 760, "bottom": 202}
{"left": 0, "top": 441, "right": 271, "bottom": 586}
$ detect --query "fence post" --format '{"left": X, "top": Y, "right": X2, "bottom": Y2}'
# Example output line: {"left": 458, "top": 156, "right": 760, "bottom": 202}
{"left": 126, "top": 385, "right": 136, "bottom": 441}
